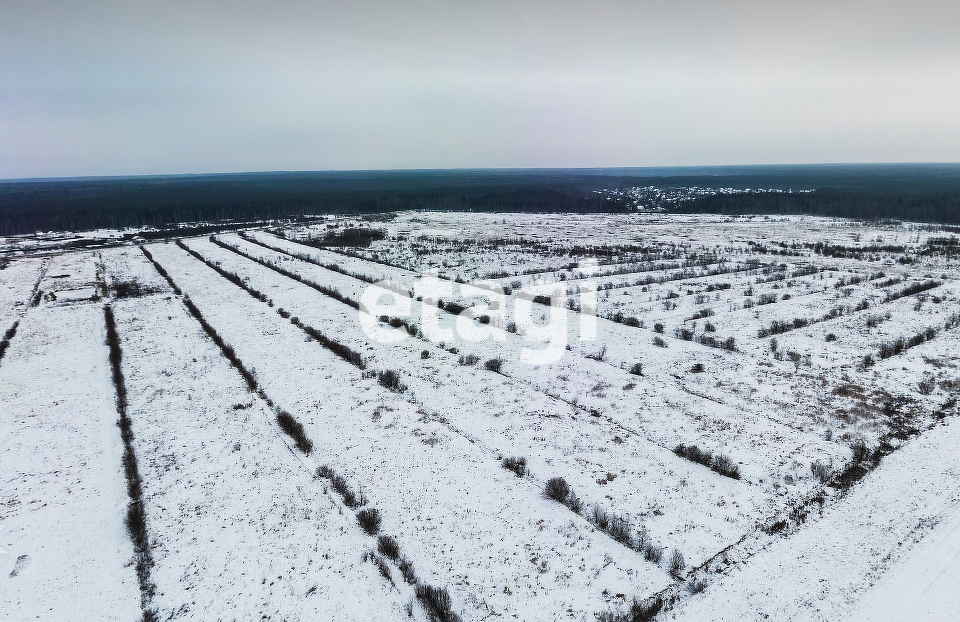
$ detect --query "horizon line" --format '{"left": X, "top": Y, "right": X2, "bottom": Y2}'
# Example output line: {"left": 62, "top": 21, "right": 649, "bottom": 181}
{"left": 3, "top": 161, "right": 960, "bottom": 184}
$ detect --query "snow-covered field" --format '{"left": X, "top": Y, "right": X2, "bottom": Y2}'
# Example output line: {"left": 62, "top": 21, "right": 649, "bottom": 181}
{"left": 1, "top": 213, "right": 958, "bottom": 621}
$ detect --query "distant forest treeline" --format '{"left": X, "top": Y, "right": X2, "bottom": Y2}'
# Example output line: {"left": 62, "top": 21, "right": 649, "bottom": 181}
{"left": 1, "top": 165, "right": 959, "bottom": 235}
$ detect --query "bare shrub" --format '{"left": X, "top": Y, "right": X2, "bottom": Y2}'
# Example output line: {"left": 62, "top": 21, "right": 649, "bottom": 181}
{"left": 544, "top": 477, "right": 570, "bottom": 503}
{"left": 710, "top": 454, "right": 741, "bottom": 479}
{"left": 810, "top": 460, "right": 833, "bottom": 483}
{"left": 378, "top": 369, "right": 407, "bottom": 393}
{"left": 377, "top": 535, "right": 400, "bottom": 560}
{"left": 591, "top": 505, "right": 610, "bottom": 530}
{"left": 629, "top": 362, "right": 643, "bottom": 376}
{"left": 688, "top": 577, "right": 708, "bottom": 594}
{"left": 276, "top": 411, "right": 313, "bottom": 454}
{"left": 669, "top": 548, "right": 686, "bottom": 577}
{"left": 675, "top": 443, "right": 712, "bottom": 467}
{"left": 850, "top": 438, "right": 871, "bottom": 464}
{"left": 357, "top": 508, "right": 381, "bottom": 535}
{"left": 607, "top": 515, "right": 632, "bottom": 545}
{"left": 415, "top": 584, "right": 461, "bottom": 622}
{"left": 111, "top": 279, "right": 162, "bottom": 299}
{"left": 397, "top": 556, "right": 417, "bottom": 584}
{"left": 458, "top": 353, "right": 480, "bottom": 366}
{"left": 369, "top": 552, "right": 394, "bottom": 586}
{"left": 630, "top": 597, "right": 663, "bottom": 622}
{"left": 676, "top": 444, "right": 741, "bottom": 480}
{"left": 587, "top": 345, "right": 607, "bottom": 361}
{"left": 484, "top": 357, "right": 504, "bottom": 373}
{"left": 502, "top": 456, "right": 527, "bottom": 477}
{"left": 597, "top": 596, "right": 663, "bottom": 622}
{"left": 0, "top": 321, "right": 18, "bottom": 362}
{"left": 330, "top": 474, "right": 360, "bottom": 508}
{"left": 642, "top": 543, "right": 664, "bottom": 564}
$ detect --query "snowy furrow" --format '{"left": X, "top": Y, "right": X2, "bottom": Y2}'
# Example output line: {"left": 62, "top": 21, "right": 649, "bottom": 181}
{"left": 0, "top": 258, "right": 141, "bottom": 621}
{"left": 103, "top": 253, "right": 413, "bottom": 621}
{"left": 148, "top": 241, "right": 671, "bottom": 621}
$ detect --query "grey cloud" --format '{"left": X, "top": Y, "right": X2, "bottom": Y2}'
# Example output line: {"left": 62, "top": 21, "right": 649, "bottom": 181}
{"left": 0, "top": 0, "right": 957, "bottom": 177}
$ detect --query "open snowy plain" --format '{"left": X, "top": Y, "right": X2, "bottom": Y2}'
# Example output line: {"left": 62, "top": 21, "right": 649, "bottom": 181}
{"left": 1, "top": 212, "right": 958, "bottom": 621}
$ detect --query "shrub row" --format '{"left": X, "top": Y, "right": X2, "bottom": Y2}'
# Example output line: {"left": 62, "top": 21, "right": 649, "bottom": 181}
{"left": 289, "top": 315, "right": 366, "bottom": 369}
{"left": 543, "top": 477, "right": 680, "bottom": 575}
{"left": 318, "top": 463, "right": 460, "bottom": 621}
{"left": 176, "top": 239, "right": 271, "bottom": 304}
{"left": 674, "top": 328, "right": 736, "bottom": 352}
{"left": 139, "top": 246, "right": 183, "bottom": 295}
{"left": 864, "top": 311, "right": 892, "bottom": 328}
{"left": 687, "top": 307, "right": 714, "bottom": 321}
{"left": 758, "top": 305, "right": 847, "bottom": 338}
{"left": 318, "top": 465, "right": 364, "bottom": 507}
{"left": 240, "top": 231, "right": 383, "bottom": 287}
{"left": 597, "top": 596, "right": 663, "bottom": 622}
{"left": 883, "top": 279, "right": 940, "bottom": 302}
{"left": 103, "top": 306, "right": 157, "bottom": 618}
{"left": 180, "top": 239, "right": 369, "bottom": 372}
{"left": 276, "top": 410, "right": 313, "bottom": 453}
{"left": 0, "top": 320, "right": 18, "bottom": 364}
{"left": 183, "top": 294, "right": 315, "bottom": 453}
{"left": 606, "top": 311, "right": 643, "bottom": 327}
{"left": 756, "top": 264, "right": 819, "bottom": 284}
{"left": 864, "top": 313, "right": 960, "bottom": 366}
{"left": 380, "top": 314, "right": 422, "bottom": 338}
{"left": 694, "top": 333, "right": 736, "bottom": 351}
{"left": 600, "top": 260, "right": 761, "bottom": 295}
{"left": 458, "top": 353, "right": 480, "bottom": 366}
{"left": 181, "top": 296, "right": 257, "bottom": 391}
{"left": 674, "top": 444, "right": 740, "bottom": 479}
{"left": 874, "top": 276, "right": 902, "bottom": 288}
{"left": 177, "top": 281, "right": 318, "bottom": 457}
{"left": 878, "top": 331, "right": 935, "bottom": 359}
{"left": 210, "top": 237, "right": 360, "bottom": 309}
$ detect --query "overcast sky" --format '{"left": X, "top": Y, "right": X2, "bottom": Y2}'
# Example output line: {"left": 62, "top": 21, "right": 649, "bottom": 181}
{"left": 1, "top": 0, "right": 957, "bottom": 178}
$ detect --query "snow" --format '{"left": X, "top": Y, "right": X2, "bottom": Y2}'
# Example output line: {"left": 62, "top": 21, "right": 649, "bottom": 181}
{"left": 2, "top": 213, "right": 959, "bottom": 621}
{"left": 107, "top": 262, "right": 412, "bottom": 621}
{"left": 146, "top": 241, "right": 671, "bottom": 621}
{"left": 0, "top": 255, "right": 140, "bottom": 622}
{"left": 848, "top": 501, "right": 960, "bottom": 622}
{"left": 665, "top": 414, "right": 960, "bottom": 622}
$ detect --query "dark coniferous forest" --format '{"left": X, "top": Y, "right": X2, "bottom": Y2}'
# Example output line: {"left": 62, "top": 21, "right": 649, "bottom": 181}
{"left": 1, "top": 164, "right": 959, "bottom": 235}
